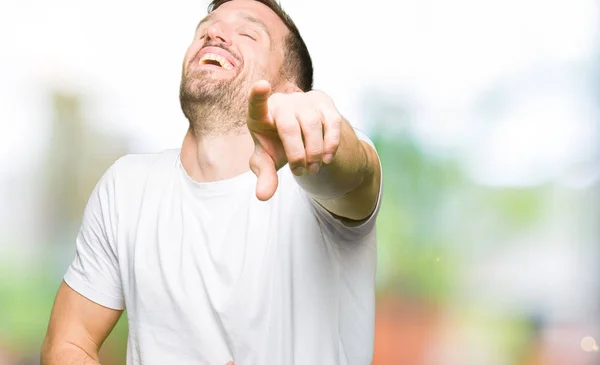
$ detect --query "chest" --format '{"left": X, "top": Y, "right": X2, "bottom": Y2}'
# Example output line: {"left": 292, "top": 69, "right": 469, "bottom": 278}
{"left": 117, "top": 183, "right": 341, "bottom": 363}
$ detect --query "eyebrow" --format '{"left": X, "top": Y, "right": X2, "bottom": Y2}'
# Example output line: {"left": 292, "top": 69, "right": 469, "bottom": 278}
{"left": 238, "top": 13, "right": 271, "bottom": 38}
{"left": 196, "top": 14, "right": 213, "bottom": 32}
{"left": 196, "top": 12, "right": 271, "bottom": 38}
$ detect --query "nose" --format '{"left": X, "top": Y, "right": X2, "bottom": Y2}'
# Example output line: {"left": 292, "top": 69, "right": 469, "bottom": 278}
{"left": 206, "top": 23, "right": 231, "bottom": 45}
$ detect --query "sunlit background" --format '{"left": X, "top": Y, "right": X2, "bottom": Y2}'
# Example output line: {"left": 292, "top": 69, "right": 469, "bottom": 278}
{"left": 1, "top": 0, "right": 599, "bottom": 364}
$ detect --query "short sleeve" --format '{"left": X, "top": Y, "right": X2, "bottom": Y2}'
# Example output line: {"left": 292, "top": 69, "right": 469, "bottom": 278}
{"left": 63, "top": 162, "right": 125, "bottom": 310}
{"left": 302, "top": 128, "right": 383, "bottom": 242}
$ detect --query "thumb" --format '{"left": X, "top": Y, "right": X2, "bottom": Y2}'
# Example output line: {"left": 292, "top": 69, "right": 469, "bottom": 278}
{"left": 247, "top": 80, "right": 272, "bottom": 124}
{"left": 249, "top": 148, "right": 279, "bottom": 201}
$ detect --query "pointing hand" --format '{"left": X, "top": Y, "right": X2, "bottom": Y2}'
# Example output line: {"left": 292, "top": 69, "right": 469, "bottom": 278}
{"left": 246, "top": 80, "right": 342, "bottom": 201}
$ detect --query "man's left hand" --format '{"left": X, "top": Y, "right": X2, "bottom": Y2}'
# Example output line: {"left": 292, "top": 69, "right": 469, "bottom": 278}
{"left": 246, "top": 80, "right": 343, "bottom": 201}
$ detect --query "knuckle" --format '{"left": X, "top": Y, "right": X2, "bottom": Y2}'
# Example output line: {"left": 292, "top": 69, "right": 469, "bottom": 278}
{"left": 299, "top": 111, "right": 322, "bottom": 129}
{"left": 267, "top": 94, "right": 284, "bottom": 111}
{"left": 308, "top": 89, "right": 326, "bottom": 99}
{"left": 324, "top": 143, "right": 339, "bottom": 155}
{"left": 325, "top": 112, "right": 342, "bottom": 128}
{"left": 305, "top": 152, "right": 323, "bottom": 163}
{"left": 304, "top": 117, "right": 323, "bottom": 130}
{"left": 287, "top": 150, "right": 306, "bottom": 162}
{"left": 287, "top": 157, "right": 306, "bottom": 167}
{"left": 278, "top": 123, "right": 299, "bottom": 137}
{"left": 312, "top": 90, "right": 333, "bottom": 104}
{"left": 324, "top": 136, "right": 340, "bottom": 149}
{"left": 332, "top": 114, "right": 343, "bottom": 126}
{"left": 306, "top": 146, "right": 323, "bottom": 157}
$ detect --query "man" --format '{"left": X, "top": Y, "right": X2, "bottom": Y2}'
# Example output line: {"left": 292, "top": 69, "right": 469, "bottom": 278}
{"left": 41, "top": 0, "right": 382, "bottom": 364}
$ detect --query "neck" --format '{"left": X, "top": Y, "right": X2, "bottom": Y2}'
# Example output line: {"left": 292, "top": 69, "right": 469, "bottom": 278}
{"left": 180, "top": 126, "right": 254, "bottom": 183}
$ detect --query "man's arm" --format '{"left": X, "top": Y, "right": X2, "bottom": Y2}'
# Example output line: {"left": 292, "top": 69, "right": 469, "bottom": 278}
{"left": 41, "top": 282, "right": 123, "bottom": 365}
{"left": 294, "top": 119, "right": 381, "bottom": 221}
{"left": 246, "top": 80, "right": 381, "bottom": 220}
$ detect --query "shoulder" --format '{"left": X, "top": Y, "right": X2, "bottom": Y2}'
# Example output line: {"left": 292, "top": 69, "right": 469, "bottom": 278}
{"left": 94, "top": 148, "right": 180, "bottom": 204}
{"left": 107, "top": 149, "right": 179, "bottom": 184}
{"left": 90, "top": 148, "right": 180, "bottom": 224}
{"left": 112, "top": 149, "right": 180, "bottom": 175}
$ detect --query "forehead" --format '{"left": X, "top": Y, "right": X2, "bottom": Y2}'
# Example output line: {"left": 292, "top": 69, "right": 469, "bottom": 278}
{"left": 203, "top": 0, "right": 288, "bottom": 36}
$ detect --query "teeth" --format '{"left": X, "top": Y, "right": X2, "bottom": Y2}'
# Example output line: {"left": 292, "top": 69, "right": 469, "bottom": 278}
{"left": 199, "top": 53, "right": 234, "bottom": 69}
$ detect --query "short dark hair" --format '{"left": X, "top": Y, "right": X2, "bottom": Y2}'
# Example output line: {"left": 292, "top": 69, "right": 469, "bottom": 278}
{"left": 207, "top": 0, "right": 314, "bottom": 91}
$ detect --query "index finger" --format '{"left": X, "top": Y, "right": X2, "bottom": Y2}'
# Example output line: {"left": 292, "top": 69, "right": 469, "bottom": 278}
{"left": 247, "top": 80, "right": 272, "bottom": 123}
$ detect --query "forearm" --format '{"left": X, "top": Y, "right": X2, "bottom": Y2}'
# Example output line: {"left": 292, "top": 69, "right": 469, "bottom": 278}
{"left": 295, "top": 119, "right": 373, "bottom": 200}
{"left": 42, "top": 342, "right": 101, "bottom": 365}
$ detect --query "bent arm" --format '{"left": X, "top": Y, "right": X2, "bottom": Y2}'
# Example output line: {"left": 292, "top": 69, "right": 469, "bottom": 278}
{"left": 295, "top": 120, "right": 381, "bottom": 221}
{"left": 42, "top": 281, "right": 123, "bottom": 365}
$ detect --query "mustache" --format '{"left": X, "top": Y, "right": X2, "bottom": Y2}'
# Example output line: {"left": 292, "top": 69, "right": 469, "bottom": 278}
{"left": 198, "top": 41, "right": 242, "bottom": 64}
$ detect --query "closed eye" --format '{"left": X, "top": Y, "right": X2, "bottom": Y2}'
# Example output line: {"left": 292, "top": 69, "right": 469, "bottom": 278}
{"left": 241, "top": 33, "right": 257, "bottom": 41}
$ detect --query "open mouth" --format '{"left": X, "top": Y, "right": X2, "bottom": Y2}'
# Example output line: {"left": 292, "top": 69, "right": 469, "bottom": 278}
{"left": 199, "top": 53, "right": 234, "bottom": 70}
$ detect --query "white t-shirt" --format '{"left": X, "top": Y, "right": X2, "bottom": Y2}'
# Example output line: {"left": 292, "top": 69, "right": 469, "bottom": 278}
{"left": 64, "top": 132, "right": 382, "bottom": 365}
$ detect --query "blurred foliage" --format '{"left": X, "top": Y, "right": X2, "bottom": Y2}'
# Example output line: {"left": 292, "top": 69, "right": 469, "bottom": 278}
{"left": 0, "top": 249, "right": 128, "bottom": 365}
{"left": 373, "top": 132, "right": 464, "bottom": 303}
{"left": 371, "top": 125, "right": 547, "bottom": 306}
{"left": 0, "top": 253, "right": 59, "bottom": 360}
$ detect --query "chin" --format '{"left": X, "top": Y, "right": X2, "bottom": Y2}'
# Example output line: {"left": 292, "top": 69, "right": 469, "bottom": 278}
{"left": 180, "top": 66, "right": 257, "bottom": 104}
{"left": 180, "top": 78, "right": 231, "bottom": 105}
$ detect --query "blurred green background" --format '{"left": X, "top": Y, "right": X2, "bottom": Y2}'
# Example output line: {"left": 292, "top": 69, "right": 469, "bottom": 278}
{"left": 1, "top": 0, "right": 599, "bottom": 364}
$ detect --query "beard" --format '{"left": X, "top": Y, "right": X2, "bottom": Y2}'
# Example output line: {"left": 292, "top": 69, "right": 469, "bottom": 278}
{"left": 180, "top": 54, "right": 263, "bottom": 136}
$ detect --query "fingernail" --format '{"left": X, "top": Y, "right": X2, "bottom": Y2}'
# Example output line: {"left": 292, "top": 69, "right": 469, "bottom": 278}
{"left": 293, "top": 167, "right": 306, "bottom": 176}
{"left": 308, "top": 163, "right": 320, "bottom": 175}
{"left": 323, "top": 154, "right": 333, "bottom": 164}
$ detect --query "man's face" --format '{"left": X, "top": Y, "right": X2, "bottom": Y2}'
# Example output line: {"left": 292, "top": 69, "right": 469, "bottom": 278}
{"left": 180, "top": 0, "right": 289, "bottom": 107}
